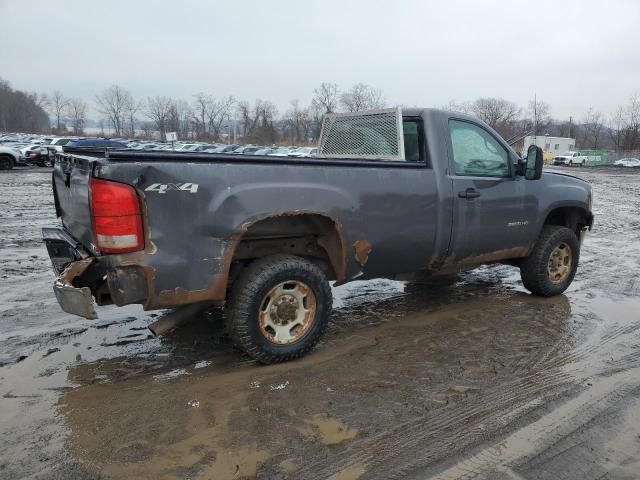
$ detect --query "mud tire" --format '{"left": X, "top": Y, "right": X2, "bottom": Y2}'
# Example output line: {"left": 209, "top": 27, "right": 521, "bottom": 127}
{"left": 520, "top": 226, "right": 579, "bottom": 296}
{"left": 226, "top": 254, "right": 332, "bottom": 364}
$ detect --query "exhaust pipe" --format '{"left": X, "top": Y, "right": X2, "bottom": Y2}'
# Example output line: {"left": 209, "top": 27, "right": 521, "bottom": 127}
{"left": 148, "top": 301, "right": 212, "bottom": 336}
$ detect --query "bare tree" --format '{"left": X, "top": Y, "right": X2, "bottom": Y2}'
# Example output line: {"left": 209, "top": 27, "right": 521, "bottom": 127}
{"left": 443, "top": 100, "right": 471, "bottom": 114}
{"left": 125, "top": 100, "right": 141, "bottom": 137}
{"left": 144, "top": 96, "right": 173, "bottom": 141}
{"left": 527, "top": 99, "right": 552, "bottom": 135}
{"left": 206, "top": 96, "right": 235, "bottom": 141}
{"left": 608, "top": 106, "right": 626, "bottom": 152}
{"left": 167, "top": 99, "right": 193, "bottom": 139}
{"left": 340, "top": 83, "right": 386, "bottom": 112}
{"left": 470, "top": 97, "right": 520, "bottom": 137}
{"left": 49, "top": 91, "right": 69, "bottom": 132}
{"left": 367, "top": 87, "right": 386, "bottom": 110}
{"left": 67, "top": 97, "right": 88, "bottom": 135}
{"left": 578, "top": 108, "right": 604, "bottom": 149}
{"left": 192, "top": 92, "right": 212, "bottom": 139}
{"left": 312, "top": 83, "right": 339, "bottom": 114}
{"left": 283, "top": 100, "right": 313, "bottom": 144}
{"left": 96, "top": 85, "right": 135, "bottom": 136}
{"left": 237, "top": 99, "right": 278, "bottom": 144}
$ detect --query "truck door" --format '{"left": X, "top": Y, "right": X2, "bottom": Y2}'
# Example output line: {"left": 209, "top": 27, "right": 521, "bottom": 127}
{"left": 446, "top": 119, "right": 530, "bottom": 264}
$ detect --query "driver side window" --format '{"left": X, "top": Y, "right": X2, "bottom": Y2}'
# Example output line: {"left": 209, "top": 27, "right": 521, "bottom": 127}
{"left": 449, "top": 120, "right": 510, "bottom": 177}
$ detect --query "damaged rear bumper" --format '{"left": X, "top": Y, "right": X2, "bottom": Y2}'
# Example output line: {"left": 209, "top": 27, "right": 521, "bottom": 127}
{"left": 43, "top": 227, "right": 100, "bottom": 319}
{"left": 43, "top": 227, "right": 152, "bottom": 318}
{"left": 53, "top": 277, "right": 98, "bottom": 319}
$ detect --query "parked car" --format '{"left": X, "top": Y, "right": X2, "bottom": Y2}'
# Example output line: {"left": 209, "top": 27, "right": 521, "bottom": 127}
{"left": 44, "top": 138, "right": 76, "bottom": 159}
{"left": 235, "top": 146, "right": 262, "bottom": 155}
{"left": 253, "top": 148, "right": 277, "bottom": 155}
{"left": 0, "top": 145, "right": 22, "bottom": 169}
{"left": 193, "top": 145, "right": 217, "bottom": 152}
{"left": 174, "top": 143, "right": 201, "bottom": 151}
{"left": 21, "top": 145, "right": 49, "bottom": 166}
{"left": 43, "top": 108, "right": 593, "bottom": 364}
{"left": 140, "top": 143, "right": 164, "bottom": 151}
{"left": 613, "top": 157, "right": 640, "bottom": 167}
{"left": 230, "top": 146, "right": 258, "bottom": 154}
{"left": 67, "top": 138, "right": 128, "bottom": 149}
{"left": 217, "top": 144, "right": 241, "bottom": 153}
{"left": 288, "top": 147, "right": 318, "bottom": 157}
{"left": 267, "top": 147, "right": 295, "bottom": 156}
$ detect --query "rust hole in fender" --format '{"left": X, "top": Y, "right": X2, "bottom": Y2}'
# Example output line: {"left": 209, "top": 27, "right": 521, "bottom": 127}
{"left": 353, "top": 240, "right": 372, "bottom": 266}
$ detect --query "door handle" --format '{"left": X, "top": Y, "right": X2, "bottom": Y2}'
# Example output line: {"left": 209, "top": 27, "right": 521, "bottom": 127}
{"left": 458, "top": 188, "right": 481, "bottom": 199}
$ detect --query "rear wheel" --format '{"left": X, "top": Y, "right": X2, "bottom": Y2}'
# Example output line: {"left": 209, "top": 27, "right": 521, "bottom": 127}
{"left": 520, "top": 226, "right": 579, "bottom": 296}
{"left": 0, "top": 156, "right": 14, "bottom": 170}
{"left": 226, "top": 254, "right": 332, "bottom": 364}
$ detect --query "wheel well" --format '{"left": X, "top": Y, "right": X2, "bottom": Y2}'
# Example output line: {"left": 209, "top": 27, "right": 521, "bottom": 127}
{"left": 231, "top": 214, "right": 346, "bottom": 282}
{"left": 543, "top": 207, "right": 589, "bottom": 237}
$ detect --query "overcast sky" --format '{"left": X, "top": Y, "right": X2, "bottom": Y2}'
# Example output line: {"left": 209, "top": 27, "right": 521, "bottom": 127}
{"left": 1, "top": 0, "right": 639, "bottom": 120}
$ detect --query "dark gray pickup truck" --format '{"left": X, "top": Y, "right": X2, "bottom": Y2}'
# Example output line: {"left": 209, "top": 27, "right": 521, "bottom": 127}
{"left": 43, "top": 108, "right": 593, "bottom": 363}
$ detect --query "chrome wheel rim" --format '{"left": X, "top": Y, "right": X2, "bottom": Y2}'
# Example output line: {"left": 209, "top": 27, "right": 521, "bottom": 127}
{"left": 547, "top": 242, "right": 572, "bottom": 283}
{"left": 258, "top": 280, "right": 317, "bottom": 344}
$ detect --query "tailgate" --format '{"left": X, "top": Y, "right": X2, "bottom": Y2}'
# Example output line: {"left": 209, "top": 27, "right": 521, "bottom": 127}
{"left": 53, "top": 154, "right": 97, "bottom": 253}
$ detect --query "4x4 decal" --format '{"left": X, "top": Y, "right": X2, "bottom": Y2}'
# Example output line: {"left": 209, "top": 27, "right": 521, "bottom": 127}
{"left": 145, "top": 183, "right": 199, "bottom": 194}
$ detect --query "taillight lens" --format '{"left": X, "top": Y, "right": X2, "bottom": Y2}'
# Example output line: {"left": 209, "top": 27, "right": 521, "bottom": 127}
{"left": 89, "top": 178, "right": 144, "bottom": 253}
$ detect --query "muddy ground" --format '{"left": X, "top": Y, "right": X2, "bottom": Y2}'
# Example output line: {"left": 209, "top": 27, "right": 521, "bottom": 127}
{"left": 1, "top": 166, "right": 639, "bottom": 480}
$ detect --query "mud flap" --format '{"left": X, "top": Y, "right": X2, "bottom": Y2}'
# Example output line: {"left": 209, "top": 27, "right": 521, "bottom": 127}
{"left": 53, "top": 281, "right": 98, "bottom": 319}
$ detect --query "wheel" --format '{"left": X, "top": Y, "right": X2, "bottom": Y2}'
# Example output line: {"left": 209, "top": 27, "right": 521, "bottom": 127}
{"left": 0, "top": 156, "right": 14, "bottom": 170}
{"left": 520, "top": 226, "right": 579, "bottom": 296}
{"left": 226, "top": 254, "right": 332, "bottom": 364}
{"left": 581, "top": 160, "right": 586, "bottom": 167}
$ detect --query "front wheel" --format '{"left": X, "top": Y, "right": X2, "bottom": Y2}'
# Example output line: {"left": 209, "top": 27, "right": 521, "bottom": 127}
{"left": 226, "top": 254, "right": 332, "bottom": 364}
{"left": 520, "top": 226, "right": 580, "bottom": 296}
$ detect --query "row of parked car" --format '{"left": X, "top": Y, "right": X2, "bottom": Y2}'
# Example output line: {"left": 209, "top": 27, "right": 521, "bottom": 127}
{"left": 0, "top": 132, "right": 319, "bottom": 170}
{"left": 127, "top": 141, "right": 318, "bottom": 158}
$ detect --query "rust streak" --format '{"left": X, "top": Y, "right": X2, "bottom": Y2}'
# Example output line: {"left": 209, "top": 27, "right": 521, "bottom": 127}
{"left": 59, "top": 258, "right": 94, "bottom": 284}
{"left": 116, "top": 211, "right": 348, "bottom": 310}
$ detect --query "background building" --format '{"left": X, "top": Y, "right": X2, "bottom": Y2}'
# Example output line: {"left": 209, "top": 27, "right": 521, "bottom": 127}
{"left": 523, "top": 135, "right": 575, "bottom": 155}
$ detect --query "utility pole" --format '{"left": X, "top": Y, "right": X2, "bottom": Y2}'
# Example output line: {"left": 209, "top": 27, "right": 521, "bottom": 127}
{"left": 568, "top": 116, "right": 573, "bottom": 139}
{"left": 533, "top": 93, "right": 537, "bottom": 147}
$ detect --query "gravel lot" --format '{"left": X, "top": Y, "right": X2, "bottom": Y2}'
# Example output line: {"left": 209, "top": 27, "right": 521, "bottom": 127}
{"left": 1, "top": 166, "right": 639, "bottom": 480}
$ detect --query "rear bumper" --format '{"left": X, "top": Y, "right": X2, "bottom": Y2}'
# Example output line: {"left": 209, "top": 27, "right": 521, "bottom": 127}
{"left": 43, "top": 227, "right": 99, "bottom": 319}
{"left": 43, "top": 226, "right": 150, "bottom": 318}
{"left": 53, "top": 276, "right": 98, "bottom": 319}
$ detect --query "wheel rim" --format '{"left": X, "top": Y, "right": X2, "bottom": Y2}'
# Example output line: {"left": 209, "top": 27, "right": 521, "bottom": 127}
{"left": 547, "top": 242, "right": 572, "bottom": 283}
{"left": 258, "top": 280, "right": 317, "bottom": 344}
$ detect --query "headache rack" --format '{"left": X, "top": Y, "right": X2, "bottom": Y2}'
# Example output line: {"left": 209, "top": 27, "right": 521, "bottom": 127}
{"left": 317, "top": 107, "right": 405, "bottom": 161}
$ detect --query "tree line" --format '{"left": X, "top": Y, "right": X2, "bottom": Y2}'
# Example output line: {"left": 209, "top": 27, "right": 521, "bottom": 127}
{"left": 0, "top": 78, "right": 49, "bottom": 133}
{"left": 445, "top": 95, "right": 640, "bottom": 152}
{"left": 2, "top": 75, "right": 640, "bottom": 152}
{"left": 89, "top": 82, "right": 386, "bottom": 145}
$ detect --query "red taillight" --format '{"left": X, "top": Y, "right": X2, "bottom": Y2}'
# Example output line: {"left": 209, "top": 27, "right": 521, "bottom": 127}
{"left": 89, "top": 178, "right": 143, "bottom": 253}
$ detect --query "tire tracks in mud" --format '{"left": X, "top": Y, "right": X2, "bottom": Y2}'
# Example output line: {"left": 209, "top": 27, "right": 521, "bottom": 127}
{"left": 294, "top": 319, "right": 640, "bottom": 479}
{"left": 426, "top": 371, "right": 640, "bottom": 480}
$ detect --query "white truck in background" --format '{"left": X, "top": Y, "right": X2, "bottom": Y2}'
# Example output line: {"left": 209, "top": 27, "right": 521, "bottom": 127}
{"left": 553, "top": 151, "right": 597, "bottom": 166}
